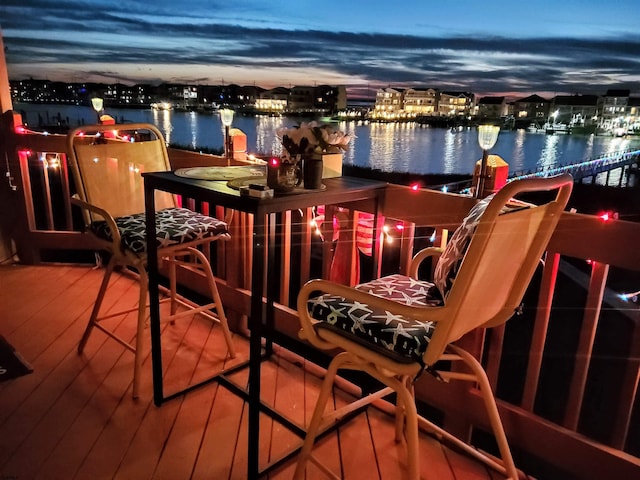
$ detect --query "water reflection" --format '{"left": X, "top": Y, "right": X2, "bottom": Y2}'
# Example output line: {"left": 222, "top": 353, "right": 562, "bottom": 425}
{"left": 189, "top": 111, "right": 197, "bottom": 150}
{"left": 255, "top": 116, "right": 287, "bottom": 156}
{"left": 14, "top": 102, "right": 640, "bottom": 176}
{"left": 152, "top": 108, "right": 173, "bottom": 145}
{"left": 510, "top": 130, "right": 526, "bottom": 172}
{"left": 539, "top": 135, "right": 560, "bottom": 169}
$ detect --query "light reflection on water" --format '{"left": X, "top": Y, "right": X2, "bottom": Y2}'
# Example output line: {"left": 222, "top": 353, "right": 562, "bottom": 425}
{"left": 16, "top": 103, "right": 640, "bottom": 176}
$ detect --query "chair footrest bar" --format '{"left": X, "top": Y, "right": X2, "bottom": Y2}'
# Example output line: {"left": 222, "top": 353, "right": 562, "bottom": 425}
{"left": 93, "top": 323, "right": 136, "bottom": 353}
{"left": 416, "top": 414, "right": 508, "bottom": 475}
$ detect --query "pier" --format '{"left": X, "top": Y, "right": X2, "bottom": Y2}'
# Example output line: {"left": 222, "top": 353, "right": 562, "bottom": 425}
{"left": 509, "top": 149, "right": 640, "bottom": 186}
{"left": 439, "top": 149, "right": 640, "bottom": 194}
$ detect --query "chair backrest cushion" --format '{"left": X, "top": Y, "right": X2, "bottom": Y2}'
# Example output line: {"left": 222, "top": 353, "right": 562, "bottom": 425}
{"left": 433, "top": 194, "right": 535, "bottom": 302}
{"left": 433, "top": 194, "right": 495, "bottom": 300}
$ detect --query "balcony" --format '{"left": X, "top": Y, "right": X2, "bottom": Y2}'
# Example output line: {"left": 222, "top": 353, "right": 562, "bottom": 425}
{"left": 1, "top": 112, "right": 640, "bottom": 479}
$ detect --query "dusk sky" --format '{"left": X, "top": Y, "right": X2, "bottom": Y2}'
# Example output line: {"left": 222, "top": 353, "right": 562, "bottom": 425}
{"left": 1, "top": 0, "right": 640, "bottom": 98}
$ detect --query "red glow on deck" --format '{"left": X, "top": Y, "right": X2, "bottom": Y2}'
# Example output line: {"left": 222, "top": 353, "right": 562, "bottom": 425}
{"left": 270, "top": 157, "right": 280, "bottom": 167}
{"left": 14, "top": 125, "right": 27, "bottom": 134}
{"left": 410, "top": 183, "right": 419, "bottom": 191}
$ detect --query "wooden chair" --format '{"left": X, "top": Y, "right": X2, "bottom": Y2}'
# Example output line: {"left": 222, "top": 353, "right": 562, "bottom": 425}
{"left": 294, "top": 174, "right": 573, "bottom": 479}
{"left": 66, "top": 123, "right": 235, "bottom": 399}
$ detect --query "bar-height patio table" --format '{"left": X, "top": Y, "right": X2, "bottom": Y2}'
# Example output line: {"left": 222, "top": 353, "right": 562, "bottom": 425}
{"left": 143, "top": 172, "right": 386, "bottom": 479}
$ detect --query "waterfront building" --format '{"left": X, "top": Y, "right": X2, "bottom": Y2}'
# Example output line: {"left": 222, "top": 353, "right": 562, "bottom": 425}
{"left": 477, "top": 95, "right": 508, "bottom": 120}
{"left": 8, "top": 78, "right": 640, "bottom": 131}
{"left": 437, "top": 91, "right": 474, "bottom": 117}
{"left": 287, "top": 85, "right": 316, "bottom": 113}
{"left": 513, "top": 94, "right": 551, "bottom": 124}
{"left": 598, "top": 89, "right": 630, "bottom": 130}
{"left": 255, "top": 86, "right": 289, "bottom": 114}
{"left": 286, "top": 84, "right": 346, "bottom": 114}
{"left": 314, "top": 84, "right": 347, "bottom": 113}
{"left": 373, "top": 87, "right": 404, "bottom": 118}
{"left": 402, "top": 88, "right": 437, "bottom": 115}
{"left": 552, "top": 94, "right": 599, "bottom": 128}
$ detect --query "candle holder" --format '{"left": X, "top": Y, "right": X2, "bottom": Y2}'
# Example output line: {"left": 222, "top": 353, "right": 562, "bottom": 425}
{"left": 266, "top": 157, "right": 301, "bottom": 193}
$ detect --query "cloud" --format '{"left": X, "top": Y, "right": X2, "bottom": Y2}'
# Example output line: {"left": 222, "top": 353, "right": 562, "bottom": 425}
{"left": 2, "top": 1, "right": 640, "bottom": 96}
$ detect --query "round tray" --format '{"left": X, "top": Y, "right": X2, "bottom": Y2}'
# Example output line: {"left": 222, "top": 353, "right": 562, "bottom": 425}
{"left": 174, "top": 165, "right": 266, "bottom": 181}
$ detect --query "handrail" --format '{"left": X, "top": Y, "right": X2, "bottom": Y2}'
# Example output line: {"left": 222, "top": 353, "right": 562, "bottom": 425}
{"left": 1, "top": 117, "right": 639, "bottom": 479}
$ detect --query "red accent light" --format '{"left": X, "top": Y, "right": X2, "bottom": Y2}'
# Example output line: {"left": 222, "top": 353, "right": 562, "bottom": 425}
{"left": 410, "top": 183, "right": 419, "bottom": 191}
{"left": 396, "top": 223, "right": 404, "bottom": 231}
{"left": 14, "top": 125, "right": 27, "bottom": 134}
{"left": 599, "top": 212, "right": 611, "bottom": 222}
{"left": 18, "top": 149, "right": 32, "bottom": 156}
{"left": 270, "top": 157, "right": 280, "bottom": 167}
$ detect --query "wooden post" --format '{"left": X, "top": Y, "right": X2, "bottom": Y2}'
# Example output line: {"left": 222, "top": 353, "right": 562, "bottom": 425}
{"left": 0, "top": 31, "right": 13, "bottom": 114}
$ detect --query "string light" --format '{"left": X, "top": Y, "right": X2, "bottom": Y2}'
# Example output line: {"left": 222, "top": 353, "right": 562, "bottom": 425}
{"left": 619, "top": 290, "right": 639, "bottom": 302}
{"left": 308, "top": 206, "right": 324, "bottom": 239}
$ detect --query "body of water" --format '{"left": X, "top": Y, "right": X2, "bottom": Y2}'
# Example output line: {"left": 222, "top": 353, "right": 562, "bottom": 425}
{"left": 16, "top": 103, "right": 640, "bottom": 177}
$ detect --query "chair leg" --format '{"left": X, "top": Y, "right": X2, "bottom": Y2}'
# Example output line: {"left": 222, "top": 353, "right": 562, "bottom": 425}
{"left": 361, "top": 366, "right": 419, "bottom": 480}
{"left": 395, "top": 377, "right": 419, "bottom": 480}
{"left": 167, "top": 253, "right": 178, "bottom": 318}
{"left": 78, "top": 256, "right": 116, "bottom": 354}
{"left": 293, "top": 352, "right": 352, "bottom": 480}
{"left": 395, "top": 375, "right": 414, "bottom": 443}
{"left": 187, "top": 247, "right": 236, "bottom": 358}
{"left": 450, "top": 344, "right": 519, "bottom": 479}
{"left": 131, "top": 268, "right": 149, "bottom": 399}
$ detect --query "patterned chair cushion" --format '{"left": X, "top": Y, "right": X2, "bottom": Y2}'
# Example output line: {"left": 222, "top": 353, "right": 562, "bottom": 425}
{"left": 432, "top": 194, "right": 495, "bottom": 301}
{"left": 308, "top": 274, "right": 442, "bottom": 363}
{"left": 90, "top": 207, "right": 229, "bottom": 254}
{"left": 432, "top": 195, "right": 531, "bottom": 301}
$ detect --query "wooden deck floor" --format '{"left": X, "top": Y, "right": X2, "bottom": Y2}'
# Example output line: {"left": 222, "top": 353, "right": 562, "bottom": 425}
{"left": 0, "top": 263, "right": 513, "bottom": 479}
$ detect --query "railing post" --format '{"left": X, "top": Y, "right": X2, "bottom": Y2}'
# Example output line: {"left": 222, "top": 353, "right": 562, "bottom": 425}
{"left": 0, "top": 30, "right": 13, "bottom": 114}
{"left": 563, "top": 260, "right": 609, "bottom": 430}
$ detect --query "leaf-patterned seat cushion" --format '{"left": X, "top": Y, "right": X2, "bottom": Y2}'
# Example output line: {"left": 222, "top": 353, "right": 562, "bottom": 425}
{"left": 90, "top": 207, "right": 229, "bottom": 255}
{"left": 308, "top": 274, "right": 442, "bottom": 363}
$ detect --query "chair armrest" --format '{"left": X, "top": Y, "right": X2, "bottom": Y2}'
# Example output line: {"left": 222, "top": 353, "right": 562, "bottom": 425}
{"left": 408, "top": 246, "right": 444, "bottom": 278}
{"left": 297, "top": 278, "right": 445, "bottom": 351}
{"left": 70, "top": 197, "right": 123, "bottom": 248}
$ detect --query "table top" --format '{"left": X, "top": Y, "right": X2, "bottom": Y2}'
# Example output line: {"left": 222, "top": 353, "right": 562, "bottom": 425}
{"left": 143, "top": 172, "right": 387, "bottom": 214}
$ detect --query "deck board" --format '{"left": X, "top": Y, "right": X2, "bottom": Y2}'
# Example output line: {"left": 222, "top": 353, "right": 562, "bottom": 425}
{"left": 0, "top": 264, "right": 506, "bottom": 479}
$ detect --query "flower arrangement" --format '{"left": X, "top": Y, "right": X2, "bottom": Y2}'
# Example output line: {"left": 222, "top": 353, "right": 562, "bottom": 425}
{"left": 276, "top": 121, "right": 354, "bottom": 163}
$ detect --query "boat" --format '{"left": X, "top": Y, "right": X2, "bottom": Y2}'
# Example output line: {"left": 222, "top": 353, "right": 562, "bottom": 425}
{"left": 527, "top": 122, "right": 545, "bottom": 133}
{"left": 544, "top": 122, "right": 570, "bottom": 134}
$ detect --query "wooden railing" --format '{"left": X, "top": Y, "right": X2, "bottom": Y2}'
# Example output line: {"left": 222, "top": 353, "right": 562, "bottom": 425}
{"left": 1, "top": 114, "right": 640, "bottom": 479}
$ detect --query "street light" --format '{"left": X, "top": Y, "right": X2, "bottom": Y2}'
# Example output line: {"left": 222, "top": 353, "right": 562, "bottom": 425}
{"left": 475, "top": 124, "right": 500, "bottom": 198}
{"left": 91, "top": 97, "right": 104, "bottom": 123}
{"left": 220, "top": 108, "right": 235, "bottom": 166}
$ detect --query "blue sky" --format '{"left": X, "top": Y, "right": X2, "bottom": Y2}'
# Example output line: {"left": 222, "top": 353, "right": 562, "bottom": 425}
{"left": 1, "top": 0, "right": 639, "bottom": 98}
